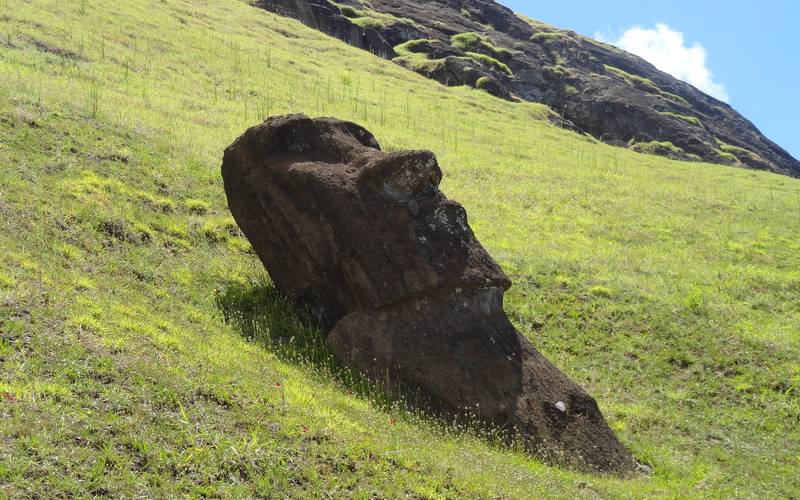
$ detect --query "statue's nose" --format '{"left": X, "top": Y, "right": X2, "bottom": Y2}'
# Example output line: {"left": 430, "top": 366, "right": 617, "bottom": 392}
{"left": 359, "top": 150, "right": 443, "bottom": 203}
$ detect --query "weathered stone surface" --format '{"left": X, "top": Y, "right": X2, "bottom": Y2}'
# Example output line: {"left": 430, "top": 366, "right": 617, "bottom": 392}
{"left": 222, "top": 114, "right": 638, "bottom": 473}
{"left": 255, "top": 0, "right": 397, "bottom": 57}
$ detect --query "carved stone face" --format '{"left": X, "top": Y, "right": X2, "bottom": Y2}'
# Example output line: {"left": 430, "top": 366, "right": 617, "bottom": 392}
{"left": 222, "top": 114, "right": 509, "bottom": 328}
{"left": 222, "top": 115, "right": 637, "bottom": 474}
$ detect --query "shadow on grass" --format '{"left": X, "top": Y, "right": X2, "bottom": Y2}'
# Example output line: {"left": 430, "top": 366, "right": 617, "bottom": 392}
{"left": 214, "top": 275, "right": 393, "bottom": 405}
{"left": 212, "top": 273, "right": 610, "bottom": 471}
{"left": 214, "top": 275, "right": 517, "bottom": 451}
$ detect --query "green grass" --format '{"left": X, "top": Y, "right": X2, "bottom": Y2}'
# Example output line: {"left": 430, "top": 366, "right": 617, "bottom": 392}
{"left": 333, "top": 2, "right": 413, "bottom": 30}
{"left": 451, "top": 32, "right": 484, "bottom": 51}
{"left": 532, "top": 31, "right": 570, "bottom": 43}
{"left": 392, "top": 39, "right": 448, "bottom": 74}
{"left": 337, "top": 4, "right": 360, "bottom": 18}
{"left": 452, "top": 32, "right": 513, "bottom": 62}
{"left": 548, "top": 64, "right": 576, "bottom": 78}
{"left": 604, "top": 65, "right": 662, "bottom": 93}
{"left": 605, "top": 66, "right": 696, "bottom": 110}
{"left": 630, "top": 140, "right": 685, "bottom": 155}
{"left": 394, "top": 39, "right": 513, "bottom": 89}
{"left": 465, "top": 52, "right": 513, "bottom": 76}
{"left": 0, "top": 0, "right": 799, "bottom": 497}
{"left": 394, "top": 38, "right": 435, "bottom": 57}
{"left": 392, "top": 55, "right": 446, "bottom": 74}
{"left": 717, "top": 150, "right": 739, "bottom": 164}
{"left": 716, "top": 138, "right": 766, "bottom": 164}
{"left": 659, "top": 111, "right": 703, "bottom": 127}
{"left": 661, "top": 91, "right": 691, "bottom": 106}
{"left": 475, "top": 76, "right": 492, "bottom": 88}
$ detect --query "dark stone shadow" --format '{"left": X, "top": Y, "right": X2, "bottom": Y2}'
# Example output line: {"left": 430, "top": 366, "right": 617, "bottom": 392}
{"left": 214, "top": 276, "right": 395, "bottom": 407}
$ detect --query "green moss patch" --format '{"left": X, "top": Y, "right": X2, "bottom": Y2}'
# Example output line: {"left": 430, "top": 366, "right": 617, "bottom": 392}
{"left": 465, "top": 52, "right": 512, "bottom": 76}
{"left": 334, "top": 3, "right": 414, "bottom": 30}
{"left": 630, "top": 140, "right": 685, "bottom": 155}
{"left": 532, "top": 31, "right": 568, "bottom": 43}
{"left": 605, "top": 65, "right": 695, "bottom": 109}
{"left": 393, "top": 39, "right": 435, "bottom": 57}
{"left": 661, "top": 91, "right": 690, "bottom": 106}
{"left": 716, "top": 138, "right": 765, "bottom": 164}
{"left": 604, "top": 65, "right": 661, "bottom": 93}
{"left": 452, "top": 32, "right": 513, "bottom": 62}
{"left": 392, "top": 40, "right": 446, "bottom": 73}
{"left": 659, "top": 111, "right": 703, "bottom": 127}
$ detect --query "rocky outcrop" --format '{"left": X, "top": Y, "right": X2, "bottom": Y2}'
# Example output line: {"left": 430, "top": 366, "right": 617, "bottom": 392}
{"left": 254, "top": 0, "right": 800, "bottom": 177}
{"left": 222, "top": 114, "right": 639, "bottom": 473}
{"left": 255, "top": 0, "right": 399, "bottom": 57}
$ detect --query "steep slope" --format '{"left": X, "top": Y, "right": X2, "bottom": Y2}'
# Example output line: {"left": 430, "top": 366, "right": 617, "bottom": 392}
{"left": 256, "top": 0, "right": 800, "bottom": 177}
{"left": 1, "top": 0, "right": 799, "bottom": 497}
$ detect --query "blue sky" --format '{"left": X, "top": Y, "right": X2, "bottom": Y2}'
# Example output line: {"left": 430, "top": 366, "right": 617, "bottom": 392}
{"left": 502, "top": 0, "right": 800, "bottom": 160}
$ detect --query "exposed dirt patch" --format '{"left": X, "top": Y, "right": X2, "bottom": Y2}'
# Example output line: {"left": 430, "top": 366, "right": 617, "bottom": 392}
{"left": 22, "top": 35, "right": 89, "bottom": 62}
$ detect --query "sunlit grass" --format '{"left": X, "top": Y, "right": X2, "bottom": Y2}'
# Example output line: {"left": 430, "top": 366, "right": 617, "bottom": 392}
{"left": 0, "top": 0, "right": 798, "bottom": 497}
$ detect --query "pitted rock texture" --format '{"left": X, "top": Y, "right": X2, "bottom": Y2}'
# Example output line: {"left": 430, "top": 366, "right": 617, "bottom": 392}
{"left": 254, "top": 0, "right": 799, "bottom": 177}
{"left": 222, "top": 114, "right": 638, "bottom": 473}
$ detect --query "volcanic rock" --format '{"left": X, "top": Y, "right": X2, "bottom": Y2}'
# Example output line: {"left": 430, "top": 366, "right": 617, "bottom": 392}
{"left": 222, "top": 114, "right": 638, "bottom": 473}
{"left": 255, "top": 0, "right": 800, "bottom": 177}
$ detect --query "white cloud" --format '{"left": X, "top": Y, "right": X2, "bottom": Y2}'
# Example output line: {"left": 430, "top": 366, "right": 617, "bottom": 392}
{"left": 596, "top": 24, "right": 729, "bottom": 102}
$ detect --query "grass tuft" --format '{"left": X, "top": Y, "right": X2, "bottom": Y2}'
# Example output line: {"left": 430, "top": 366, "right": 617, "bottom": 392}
{"left": 715, "top": 138, "right": 766, "bottom": 164}
{"left": 531, "top": 31, "right": 568, "bottom": 43}
{"left": 604, "top": 65, "right": 661, "bottom": 93}
{"left": 452, "top": 32, "right": 513, "bottom": 62}
{"left": 659, "top": 111, "right": 702, "bottom": 127}
{"left": 464, "top": 52, "right": 513, "bottom": 76}
{"left": 630, "top": 140, "right": 684, "bottom": 155}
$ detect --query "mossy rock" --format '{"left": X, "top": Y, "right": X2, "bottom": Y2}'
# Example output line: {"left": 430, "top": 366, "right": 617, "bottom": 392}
{"left": 630, "top": 140, "right": 685, "bottom": 158}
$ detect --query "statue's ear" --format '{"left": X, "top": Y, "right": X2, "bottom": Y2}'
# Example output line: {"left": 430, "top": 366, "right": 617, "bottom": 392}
{"left": 357, "top": 150, "right": 442, "bottom": 202}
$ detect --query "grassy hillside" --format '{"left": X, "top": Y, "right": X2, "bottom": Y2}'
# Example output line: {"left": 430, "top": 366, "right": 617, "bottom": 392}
{"left": 0, "top": 0, "right": 798, "bottom": 497}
